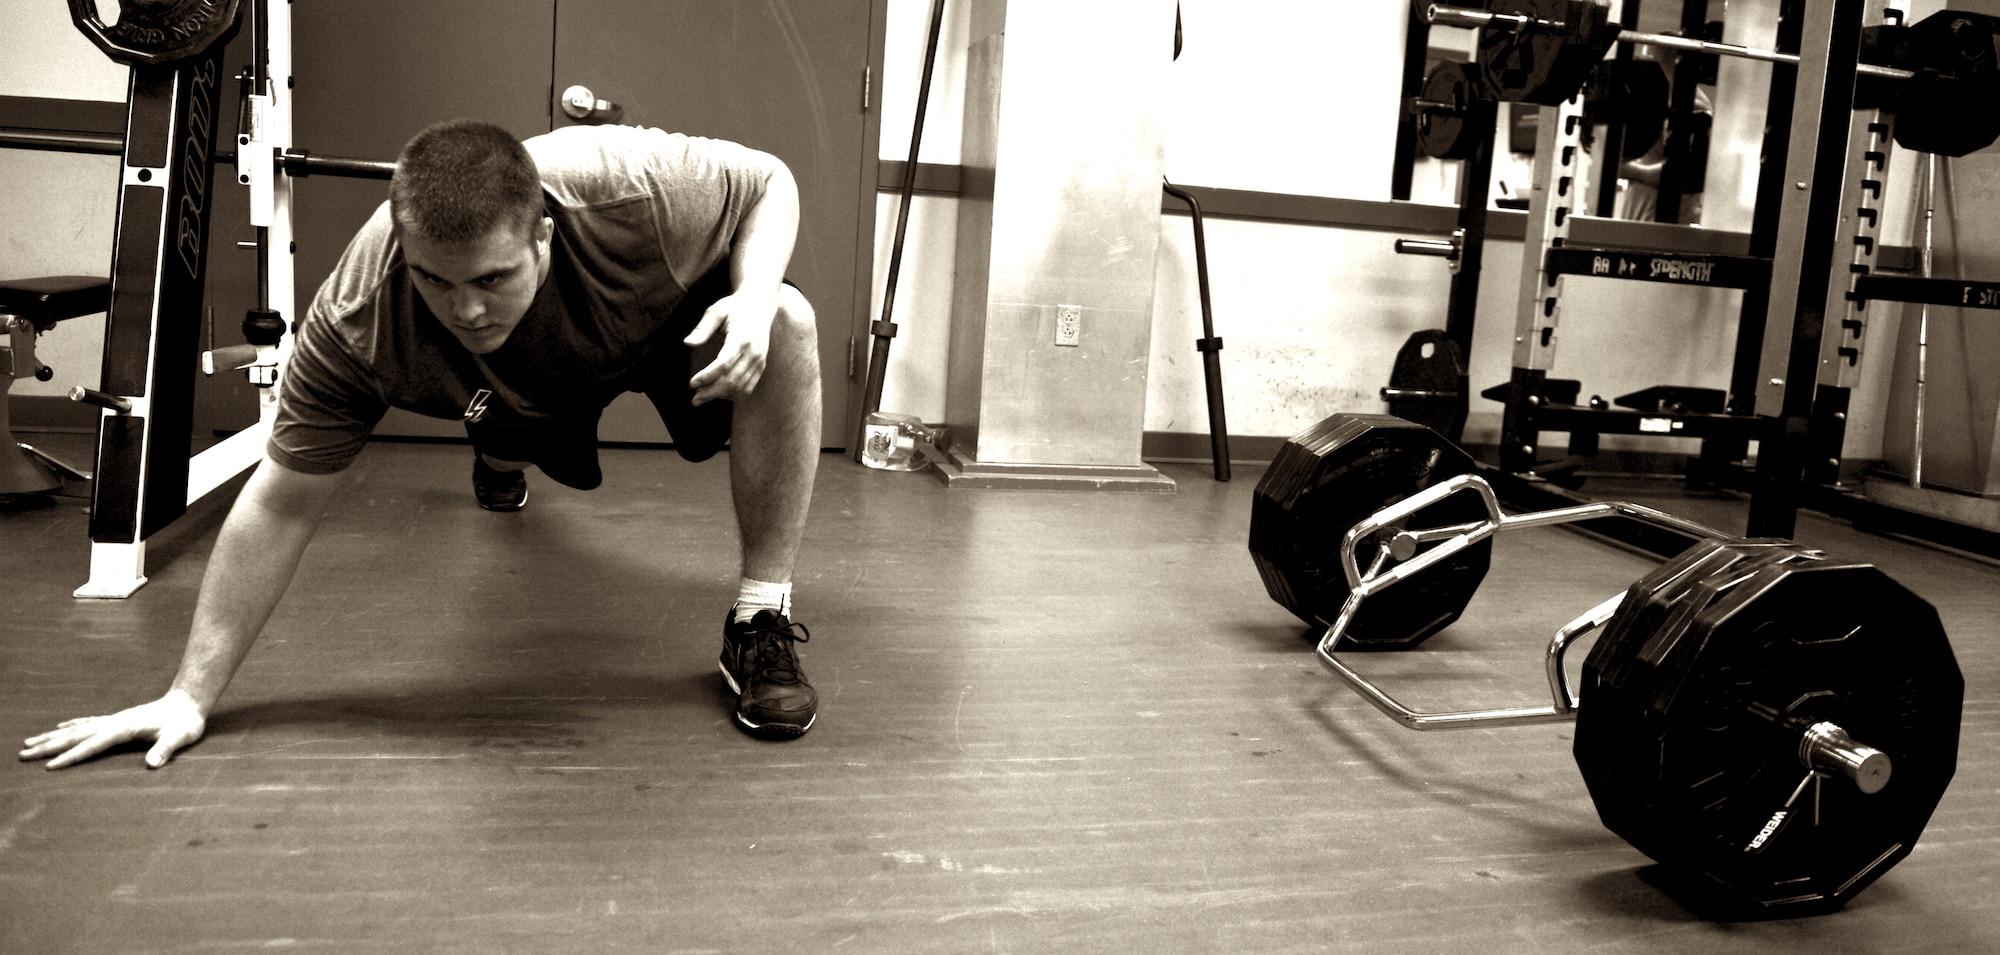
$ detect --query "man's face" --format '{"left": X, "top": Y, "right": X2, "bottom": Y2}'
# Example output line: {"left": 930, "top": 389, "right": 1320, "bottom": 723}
{"left": 401, "top": 216, "right": 553, "bottom": 354}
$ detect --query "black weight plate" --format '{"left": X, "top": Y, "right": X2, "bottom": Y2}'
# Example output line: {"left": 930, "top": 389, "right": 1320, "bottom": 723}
{"left": 1588, "top": 540, "right": 1794, "bottom": 692}
{"left": 1613, "top": 385, "right": 1727, "bottom": 415}
{"left": 1384, "top": 330, "right": 1469, "bottom": 439}
{"left": 1588, "top": 542, "right": 1814, "bottom": 731}
{"left": 1249, "top": 414, "right": 1491, "bottom": 649}
{"left": 1889, "top": 12, "right": 2000, "bottom": 158}
{"left": 69, "top": 0, "right": 244, "bottom": 67}
{"left": 1576, "top": 555, "right": 1964, "bottom": 915}
{"left": 1585, "top": 59, "right": 1671, "bottom": 159}
{"left": 1479, "top": 0, "right": 1621, "bottom": 105}
{"left": 1417, "top": 61, "right": 1484, "bottom": 160}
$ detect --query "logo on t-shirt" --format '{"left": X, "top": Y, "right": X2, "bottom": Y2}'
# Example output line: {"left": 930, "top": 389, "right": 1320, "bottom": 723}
{"left": 463, "top": 388, "right": 494, "bottom": 424}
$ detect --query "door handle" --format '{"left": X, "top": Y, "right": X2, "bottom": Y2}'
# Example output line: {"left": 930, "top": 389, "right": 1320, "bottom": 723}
{"left": 560, "top": 85, "right": 622, "bottom": 122}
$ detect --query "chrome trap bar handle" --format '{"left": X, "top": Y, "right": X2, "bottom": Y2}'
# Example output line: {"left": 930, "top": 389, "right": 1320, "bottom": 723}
{"left": 1316, "top": 472, "right": 1730, "bottom": 731}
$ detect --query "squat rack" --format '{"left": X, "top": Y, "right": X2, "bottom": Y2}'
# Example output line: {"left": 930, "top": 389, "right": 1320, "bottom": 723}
{"left": 1410, "top": 0, "right": 2000, "bottom": 559}
{"left": 6, "top": 0, "right": 394, "bottom": 596}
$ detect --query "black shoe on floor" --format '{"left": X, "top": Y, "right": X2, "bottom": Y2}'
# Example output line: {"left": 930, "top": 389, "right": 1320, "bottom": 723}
{"left": 719, "top": 609, "right": 817, "bottom": 739}
{"left": 473, "top": 455, "right": 528, "bottom": 511}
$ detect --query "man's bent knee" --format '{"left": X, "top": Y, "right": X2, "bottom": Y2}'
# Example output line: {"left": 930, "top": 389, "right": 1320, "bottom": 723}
{"left": 773, "top": 286, "right": 818, "bottom": 353}
{"left": 761, "top": 287, "right": 820, "bottom": 395}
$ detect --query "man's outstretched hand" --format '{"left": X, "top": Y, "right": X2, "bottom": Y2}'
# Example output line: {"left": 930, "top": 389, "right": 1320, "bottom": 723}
{"left": 19, "top": 690, "right": 206, "bottom": 770}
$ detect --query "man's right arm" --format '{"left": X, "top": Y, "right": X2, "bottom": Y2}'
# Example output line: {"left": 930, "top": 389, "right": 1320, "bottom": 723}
{"left": 175, "top": 458, "right": 346, "bottom": 711}
{"left": 19, "top": 458, "right": 345, "bottom": 769}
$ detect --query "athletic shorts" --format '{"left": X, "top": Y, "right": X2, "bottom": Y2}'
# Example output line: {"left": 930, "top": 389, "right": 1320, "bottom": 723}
{"left": 464, "top": 266, "right": 781, "bottom": 490}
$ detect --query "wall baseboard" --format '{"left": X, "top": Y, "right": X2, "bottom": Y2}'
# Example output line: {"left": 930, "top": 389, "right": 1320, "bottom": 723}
{"left": 1140, "top": 429, "right": 1757, "bottom": 478}
{"left": 11, "top": 408, "right": 1871, "bottom": 485}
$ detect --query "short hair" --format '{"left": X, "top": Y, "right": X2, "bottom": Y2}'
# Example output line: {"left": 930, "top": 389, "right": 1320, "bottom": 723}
{"left": 389, "top": 120, "right": 542, "bottom": 244}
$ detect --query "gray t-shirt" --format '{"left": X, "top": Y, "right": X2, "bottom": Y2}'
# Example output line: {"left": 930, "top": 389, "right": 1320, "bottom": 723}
{"left": 268, "top": 124, "right": 779, "bottom": 475}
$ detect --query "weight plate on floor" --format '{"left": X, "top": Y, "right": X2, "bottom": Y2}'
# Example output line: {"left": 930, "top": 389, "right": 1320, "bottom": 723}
{"left": 1575, "top": 551, "right": 1964, "bottom": 915}
{"left": 1587, "top": 539, "right": 1809, "bottom": 694}
{"left": 1249, "top": 414, "right": 1490, "bottom": 649}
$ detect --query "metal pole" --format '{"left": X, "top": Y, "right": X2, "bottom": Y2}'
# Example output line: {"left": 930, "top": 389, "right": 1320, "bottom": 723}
{"left": 1391, "top": 0, "right": 1431, "bottom": 201}
{"left": 1446, "top": 100, "right": 1495, "bottom": 364}
{"left": 247, "top": 0, "right": 270, "bottom": 315}
{"left": 1913, "top": 153, "right": 1934, "bottom": 488}
{"left": 1162, "top": 180, "right": 1230, "bottom": 482}
{"left": 277, "top": 151, "right": 396, "bottom": 179}
{"left": 1652, "top": 0, "right": 1708, "bottom": 225}
{"left": 854, "top": 0, "right": 948, "bottom": 459}
{"left": 1593, "top": 0, "right": 1641, "bottom": 217}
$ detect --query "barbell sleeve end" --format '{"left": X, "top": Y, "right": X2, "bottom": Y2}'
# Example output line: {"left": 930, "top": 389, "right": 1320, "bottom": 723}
{"left": 1395, "top": 239, "right": 1460, "bottom": 257}
{"left": 69, "top": 386, "right": 133, "bottom": 414}
{"left": 1801, "top": 721, "right": 1893, "bottom": 795}
{"left": 203, "top": 344, "right": 262, "bottom": 376}
{"left": 1429, "top": 3, "right": 1547, "bottom": 33}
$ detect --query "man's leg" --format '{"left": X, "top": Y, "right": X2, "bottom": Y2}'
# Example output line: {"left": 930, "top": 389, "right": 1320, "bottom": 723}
{"left": 716, "top": 286, "right": 821, "bottom": 739}
{"left": 467, "top": 410, "right": 609, "bottom": 510}
{"left": 727, "top": 284, "right": 820, "bottom": 587}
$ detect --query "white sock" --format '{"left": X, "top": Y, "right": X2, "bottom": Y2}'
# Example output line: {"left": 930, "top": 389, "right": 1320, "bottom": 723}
{"left": 733, "top": 577, "right": 793, "bottom": 623}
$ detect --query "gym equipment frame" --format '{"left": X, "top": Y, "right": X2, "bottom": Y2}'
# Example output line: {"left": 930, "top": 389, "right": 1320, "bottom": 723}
{"left": 52, "top": 0, "right": 391, "bottom": 595}
{"left": 1404, "top": 0, "right": 2000, "bottom": 560}
{"left": 62, "top": 0, "right": 297, "bottom": 597}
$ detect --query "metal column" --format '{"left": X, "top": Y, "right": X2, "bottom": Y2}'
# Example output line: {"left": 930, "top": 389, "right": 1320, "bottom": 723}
{"left": 1498, "top": 91, "right": 1590, "bottom": 476}
{"left": 1746, "top": 0, "right": 1869, "bottom": 538}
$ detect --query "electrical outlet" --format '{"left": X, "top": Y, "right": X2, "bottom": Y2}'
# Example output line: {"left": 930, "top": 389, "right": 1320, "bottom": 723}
{"left": 1054, "top": 304, "right": 1082, "bottom": 347}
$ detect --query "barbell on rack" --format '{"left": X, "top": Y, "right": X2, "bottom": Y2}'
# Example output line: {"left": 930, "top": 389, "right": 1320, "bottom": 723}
{"left": 1432, "top": 1, "right": 1915, "bottom": 86}
{"left": 1408, "top": 54, "right": 1671, "bottom": 161}
{"left": 1248, "top": 413, "right": 1963, "bottom": 916}
{"left": 1424, "top": 1, "right": 2000, "bottom": 157}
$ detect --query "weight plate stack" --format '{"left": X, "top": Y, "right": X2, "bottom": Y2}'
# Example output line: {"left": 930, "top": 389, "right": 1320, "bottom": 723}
{"left": 1575, "top": 547, "right": 1964, "bottom": 915}
{"left": 1249, "top": 414, "right": 1491, "bottom": 649}
{"left": 1479, "top": 0, "right": 1621, "bottom": 104}
{"left": 1585, "top": 539, "right": 1807, "bottom": 694}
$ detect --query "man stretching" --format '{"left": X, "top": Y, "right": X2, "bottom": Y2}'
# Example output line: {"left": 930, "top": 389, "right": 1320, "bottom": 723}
{"left": 23, "top": 119, "right": 823, "bottom": 769}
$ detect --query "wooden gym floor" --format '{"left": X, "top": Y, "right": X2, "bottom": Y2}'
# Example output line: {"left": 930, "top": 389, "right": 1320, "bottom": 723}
{"left": 3, "top": 438, "right": 1997, "bottom": 953}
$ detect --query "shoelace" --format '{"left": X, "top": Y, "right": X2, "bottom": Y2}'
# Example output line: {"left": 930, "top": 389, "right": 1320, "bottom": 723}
{"left": 745, "top": 620, "right": 810, "bottom": 686}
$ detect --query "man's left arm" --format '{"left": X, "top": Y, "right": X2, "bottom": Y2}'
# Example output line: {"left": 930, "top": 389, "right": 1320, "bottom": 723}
{"left": 685, "top": 155, "right": 800, "bottom": 405}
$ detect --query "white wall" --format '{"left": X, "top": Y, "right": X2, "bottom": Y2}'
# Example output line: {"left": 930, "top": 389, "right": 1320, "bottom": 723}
{"left": 872, "top": 0, "right": 1470, "bottom": 433}
{"left": 1, "top": 0, "right": 129, "bottom": 101}
{"left": 0, "top": 0, "right": 128, "bottom": 399}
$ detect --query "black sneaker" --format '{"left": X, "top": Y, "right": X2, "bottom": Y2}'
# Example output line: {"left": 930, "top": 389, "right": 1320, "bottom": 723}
{"left": 473, "top": 455, "right": 528, "bottom": 511}
{"left": 719, "top": 609, "right": 817, "bottom": 739}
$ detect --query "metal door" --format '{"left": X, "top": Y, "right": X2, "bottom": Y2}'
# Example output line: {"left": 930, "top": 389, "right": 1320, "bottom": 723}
{"left": 552, "top": 0, "right": 876, "bottom": 448}
{"left": 292, "top": 0, "right": 558, "bottom": 442}
{"left": 291, "top": 0, "right": 875, "bottom": 448}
